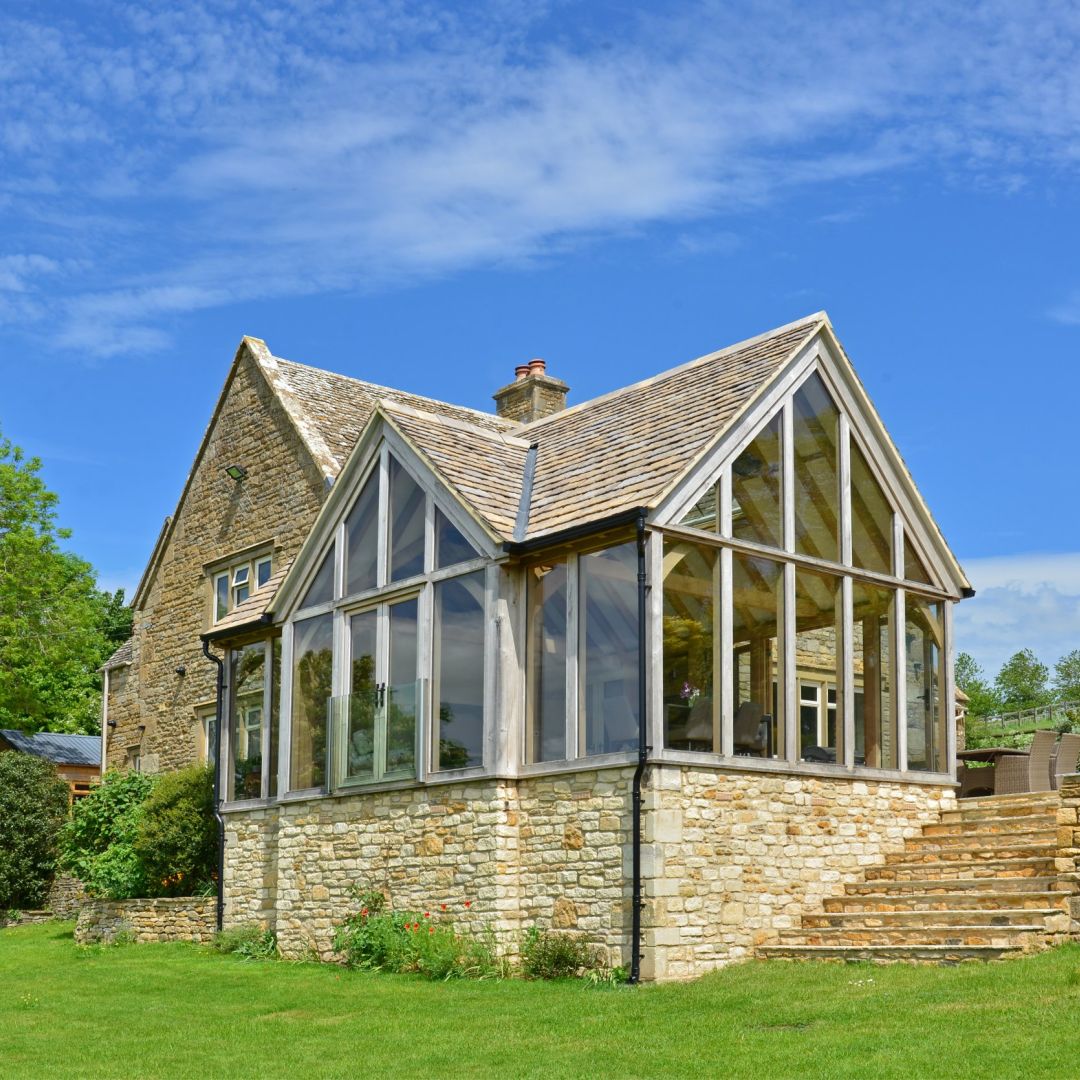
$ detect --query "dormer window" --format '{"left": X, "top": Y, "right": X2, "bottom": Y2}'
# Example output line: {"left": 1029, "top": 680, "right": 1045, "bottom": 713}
{"left": 211, "top": 551, "right": 273, "bottom": 624}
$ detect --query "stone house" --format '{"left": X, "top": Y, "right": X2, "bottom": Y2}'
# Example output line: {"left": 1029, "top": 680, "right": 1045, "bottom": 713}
{"left": 104, "top": 312, "right": 970, "bottom": 980}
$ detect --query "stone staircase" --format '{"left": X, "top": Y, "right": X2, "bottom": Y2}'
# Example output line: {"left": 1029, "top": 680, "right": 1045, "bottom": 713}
{"left": 759, "top": 792, "right": 1077, "bottom": 963}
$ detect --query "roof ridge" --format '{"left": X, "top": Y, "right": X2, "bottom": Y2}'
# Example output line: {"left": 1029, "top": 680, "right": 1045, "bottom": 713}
{"left": 267, "top": 351, "right": 515, "bottom": 431}
{"left": 378, "top": 398, "right": 533, "bottom": 449}
{"left": 518, "top": 311, "right": 829, "bottom": 432}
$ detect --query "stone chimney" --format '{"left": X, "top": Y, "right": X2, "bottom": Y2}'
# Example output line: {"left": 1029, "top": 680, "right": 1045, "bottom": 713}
{"left": 492, "top": 359, "right": 569, "bottom": 423}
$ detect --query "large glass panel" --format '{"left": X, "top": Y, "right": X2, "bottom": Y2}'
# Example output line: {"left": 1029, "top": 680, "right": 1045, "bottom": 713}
{"left": 850, "top": 441, "right": 893, "bottom": 575}
{"left": 301, "top": 544, "right": 335, "bottom": 609}
{"left": 345, "top": 472, "right": 379, "bottom": 596}
{"left": 906, "top": 596, "right": 946, "bottom": 772}
{"left": 434, "top": 572, "right": 485, "bottom": 770}
{"left": 679, "top": 486, "right": 718, "bottom": 532}
{"left": 290, "top": 613, "right": 333, "bottom": 790}
{"left": 793, "top": 373, "right": 840, "bottom": 562}
{"left": 662, "top": 539, "right": 717, "bottom": 751}
{"left": 527, "top": 561, "right": 568, "bottom": 763}
{"left": 389, "top": 457, "right": 425, "bottom": 582}
{"left": 731, "top": 414, "right": 783, "bottom": 549}
{"left": 731, "top": 552, "right": 783, "bottom": 758}
{"left": 435, "top": 507, "right": 479, "bottom": 569}
{"left": 229, "top": 642, "right": 265, "bottom": 799}
{"left": 386, "top": 598, "right": 419, "bottom": 778}
{"left": 581, "top": 542, "right": 640, "bottom": 755}
{"left": 904, "top": 535, "right": 934, "bottom": 586}
{"left": 215, "top": 573, "right": 229, "bottom": 621}
{"left": 346, "top": 609, "right": 378, "bottom": 783}
{"left": 794, "top": 568, "right": 842, "bottom": 762}
{"left": 852, "top": 581, "right": 895, "bottom": 769}
{"left": 268, "top": 638, "right": 281, "bottom": 797}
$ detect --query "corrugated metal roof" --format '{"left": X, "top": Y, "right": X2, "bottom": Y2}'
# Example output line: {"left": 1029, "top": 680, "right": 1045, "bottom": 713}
{"left": 0, "top": 730, "right": 101, "bottom": 766}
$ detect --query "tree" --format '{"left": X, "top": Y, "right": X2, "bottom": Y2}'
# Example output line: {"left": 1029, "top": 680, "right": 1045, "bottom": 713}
{"left": 994, "top": 649, "right": 1051, "bottom": 712}
{"left": 1053, "top": 650, "right": 1080, "bottom": 704}
{"left": 0, "top": 752, "right": 71, "bottom": 910}
{"left": 0, "top": 429, "right": 131, "bottom": 734}
{"left": 954, "top": 652, "right": 1002, "bottom": 718}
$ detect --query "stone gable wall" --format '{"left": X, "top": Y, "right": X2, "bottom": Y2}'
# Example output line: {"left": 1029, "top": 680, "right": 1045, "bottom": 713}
{"left": 106, "top": 351, "right": 327, "bottom": 773}
{"left": 223, "top": 765, "right": 952, "bottom": 979}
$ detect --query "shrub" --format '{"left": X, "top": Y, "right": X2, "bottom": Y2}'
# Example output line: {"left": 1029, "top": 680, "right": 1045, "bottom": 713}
{"left": 58, "top": 770, "right": 155, "bottom": 898}
{"left": 0, "top": 752, "right": 70, "bottom": 909}
{"left": 133, "top": 765, "right": 215, "bottom": 896}
{"left": 520, "top": 926, "right": 603, "bottom": 980}
{"left": 333, "top": 889, "right": 501, "bottom": 980}
{"left": 213, "top": 924, "right": 277, "bottom": 960}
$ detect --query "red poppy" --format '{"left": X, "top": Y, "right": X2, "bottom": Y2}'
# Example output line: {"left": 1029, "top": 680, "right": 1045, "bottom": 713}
{"left": 428, "top": 927, "right": 435, "bottom": 934}
{"left": 464, "top": 901, "right": 472, "bottom": 908}
{"left": 361, "top": 909, "right": 368, "bottom": 916}
{"left": 440, "top": 903, "right": 447, "bottom": 911}
{"left": 423, "top": 912, "right": 430, "bottom": 919}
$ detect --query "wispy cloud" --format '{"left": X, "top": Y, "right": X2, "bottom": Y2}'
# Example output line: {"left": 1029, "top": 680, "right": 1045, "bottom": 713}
{"left": 4, "top": 1, "right": 1080, "bottom": 355}
{"left": 954, "top": 552, "right": 1080, "bottom": 677}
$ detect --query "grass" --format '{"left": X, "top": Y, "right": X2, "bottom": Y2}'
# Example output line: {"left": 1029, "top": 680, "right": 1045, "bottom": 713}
{"left": 4, "top": 923, "right": 1080, "bottom": 1078}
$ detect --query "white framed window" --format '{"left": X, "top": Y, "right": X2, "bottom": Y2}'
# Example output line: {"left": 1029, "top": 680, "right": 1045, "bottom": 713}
{"left": 210, "top": 550, "right": 273, "bottom": 625}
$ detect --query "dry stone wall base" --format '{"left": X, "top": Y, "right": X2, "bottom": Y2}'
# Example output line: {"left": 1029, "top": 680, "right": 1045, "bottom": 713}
{"left": 224, "top": 764, "right": 954, "bottom": 979}
{"left": 47, "top": 874, "right": 88, "bottom": 919}
{"left": 74, "top": 898, "right": 216, "bottom": 945}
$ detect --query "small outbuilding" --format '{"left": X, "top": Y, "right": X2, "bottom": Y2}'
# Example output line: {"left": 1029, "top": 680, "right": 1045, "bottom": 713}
{"left": 0, "top": 730, "right": 101, "bottom": 802}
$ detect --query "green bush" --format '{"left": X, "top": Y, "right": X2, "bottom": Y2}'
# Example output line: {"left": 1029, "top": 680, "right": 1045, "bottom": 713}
{"left": 0, "top": 752, "right": 70, "bottom": 909}
{"left": 212, "top": 924, "right": 277, "bottom": 960}
{"left": 133, "top": 765, "right": 215, "bottom": 896}
{"left": 520, "top": 926, "right": 603, "bottom": 980}
{"left": 59, "top": 769, "right": 155, "bottom": 898}
{"left": 333, "top": 889, "right": 501, "bottom": 980}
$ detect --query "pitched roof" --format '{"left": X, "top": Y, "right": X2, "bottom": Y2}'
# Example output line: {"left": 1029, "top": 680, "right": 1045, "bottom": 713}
{"left": 103, "top": 638, "right": 133, "bottom": 671}
{"left": 517, "top": 314, "right": 823, "bottom": 539}
{"left": 0, "top": 730, "right": 101, "bottom": 767}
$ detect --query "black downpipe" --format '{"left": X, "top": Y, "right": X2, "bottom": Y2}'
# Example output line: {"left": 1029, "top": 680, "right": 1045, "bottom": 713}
{"left": 201, "top": 638, "right": 226, "bottom": 932}
{"left": 629, "top": 511, "right": 649, "bottom": 984}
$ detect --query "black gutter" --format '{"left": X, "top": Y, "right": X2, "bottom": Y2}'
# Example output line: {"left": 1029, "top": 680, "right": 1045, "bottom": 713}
{"left": 503, "top": 506, "right": 647, "bottom": 557}
{"left": 628, "top": 510, "right": 650, "bottom": 985}
{"left": 201, "top": 637, "right": 226, "bottom": 932}
{"left": 202, "top": 611, "right": 273, "bottom": 643}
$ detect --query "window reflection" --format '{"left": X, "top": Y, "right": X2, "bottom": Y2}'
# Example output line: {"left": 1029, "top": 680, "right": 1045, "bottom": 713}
{"left": 906, "top": 596, "right": 945, "bottom": 772}
{"left": 794, "top": 568, "right": 842, "bottom": 763}
{"left": 793, "top": 373, "right": 840, "bottom": 562}
{"left": 527, "top": 561, "right": 568, "bottom": 763}
{"left": 290, "top": 614, "right": 333, "bottom": 790}
{"left": 731, "top": 552, "right": 783, "bottom": 759}
{"left": 302, "top": 545, "right": 335, "bottom": 609}
{"left": 581, "top": 543, "right": 640, "bottom": 755}
{"left": 731, "top": 414, "right": 783, "bottom": 549}
{"left": 662, "top": 539, "right": 717, "bottom": 751}
{"left": 229, "top": 642, "right": 265, "bottom": 800}
{"left": 389, "top": 456, "right": 425, "bottom": 582}
{"left": 434, "top": 572, "right": 485, "bottom": 770}
{"left": 345, "top": 473, "right": 378, "bottom": 596}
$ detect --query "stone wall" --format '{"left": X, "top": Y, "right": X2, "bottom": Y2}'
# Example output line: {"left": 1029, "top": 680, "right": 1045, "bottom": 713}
{"left": 75, "top": 897, "right": 216, "bottom": 945}
{"left": 1056, "top": 773, "right": 1080, "bottom": 931}
{"left": 106, "top": 346, "right": 327, "bottom": 774}
{"left": 223, "top": 764, "right": 953, "bottom": 979}
{"left": 47, "top": 874, "right": 88, "bottom": 919}
{"left": 645, "top": 766, "right": 953, "bottom": 979}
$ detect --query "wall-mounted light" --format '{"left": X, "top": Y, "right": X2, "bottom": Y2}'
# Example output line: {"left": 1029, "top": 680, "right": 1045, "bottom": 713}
{"left": 175, "top": 665, "right": 187, "bottom": 677}
{"left": 224, "top": 464, "right": 248, "bottom": 482}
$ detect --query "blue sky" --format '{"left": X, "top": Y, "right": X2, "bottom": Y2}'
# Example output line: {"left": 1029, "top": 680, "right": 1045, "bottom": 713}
{"left": 2, "top": 1, "right": 1079, "bottom": 682}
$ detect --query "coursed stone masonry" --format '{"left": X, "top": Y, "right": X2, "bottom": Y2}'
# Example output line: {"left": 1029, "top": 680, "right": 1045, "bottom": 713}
{"left": 224, "top": 764, "right": 954, "bottom": 979}
{"left": 74, "top": 897, "right": 216, "bottom": 945}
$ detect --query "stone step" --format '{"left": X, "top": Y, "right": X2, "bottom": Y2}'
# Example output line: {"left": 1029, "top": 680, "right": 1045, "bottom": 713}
{"left": 906, "top": 828, "right": 1057, "bottom": 850}
{"left": 923, "top": 813, "right": 1059, "bottom": 837}
{"left": 942, "top": 797, "right": 1060, "bottom": 822}
{"left": 802, "top": 908, "right": 1066, "bottom": 929}
{"left": 758, "top": 943, "right": 1025, "bottom": 963}
{"left": 882, "top": 842, "right": 1058, "bottom": 865}
{"left": 845, "top": 875, "right": 1069, "bottom": 896}
{"left": 774, "top": 925, "right": 1045, "bottom": 948}
{"left": 826, "top": 889, "right": 1072, "bottom": 913}
{"left": 866, "top": 857, "right": 1057, "bottom": 881}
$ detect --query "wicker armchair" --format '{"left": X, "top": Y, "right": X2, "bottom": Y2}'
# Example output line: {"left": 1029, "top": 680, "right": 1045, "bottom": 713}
{"left": 996, "top": 730, "right": 1056, "bottom": 794}
{"left": 1053, "top": 733, "right": 1080, "bottom": 790}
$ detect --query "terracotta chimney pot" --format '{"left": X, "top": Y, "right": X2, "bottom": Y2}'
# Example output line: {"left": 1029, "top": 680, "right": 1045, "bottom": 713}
{"left": 528, "top": 359, "right": 547, "bottom": 376}
{"left": 515, "top": 364, "right": 531, "bottom": 381}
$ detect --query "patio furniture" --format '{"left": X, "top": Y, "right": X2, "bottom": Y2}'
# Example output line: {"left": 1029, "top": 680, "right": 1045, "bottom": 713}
{"left": 995, "top": 729, "right": 1056, "bottom": 794}
{"left": 955, "top": 746, "right": 1030, "bottom": 797}
{"left": 1053, "top": 732, "right": 1080, "bottom": 789}
{"left": 733, "top": 702, "right": 770, "bottom": 756}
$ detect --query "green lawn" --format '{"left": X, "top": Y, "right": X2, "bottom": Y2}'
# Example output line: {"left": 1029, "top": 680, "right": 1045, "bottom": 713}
{"left": 3, "top": 923, "right": 1080, "bottom": 1079}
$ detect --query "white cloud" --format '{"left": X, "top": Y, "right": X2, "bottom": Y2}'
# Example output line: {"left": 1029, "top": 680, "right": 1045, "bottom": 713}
{"left": 954, "top": 552, "right": 1080, "bottom": 677}
{"left": 4, "top": 2, "right": 1080, "bottom": 355}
